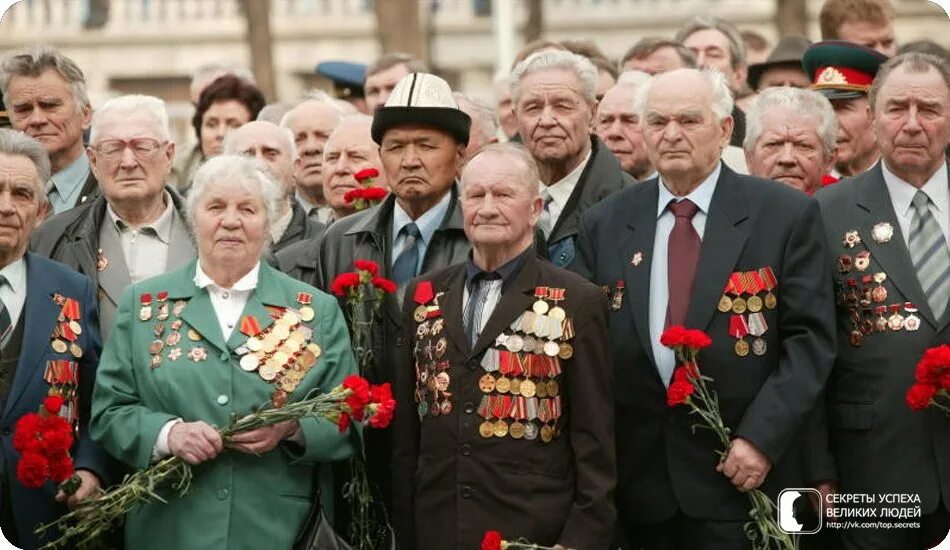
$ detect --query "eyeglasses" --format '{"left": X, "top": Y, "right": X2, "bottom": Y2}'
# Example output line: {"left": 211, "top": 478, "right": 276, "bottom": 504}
{"left": 92, "top": 138, "right": 165, "bottom": 160}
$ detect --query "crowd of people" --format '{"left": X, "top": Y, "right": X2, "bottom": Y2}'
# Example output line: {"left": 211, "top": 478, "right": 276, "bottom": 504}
{"left": 0, "top": 0, "right": 947, "bottom": 548}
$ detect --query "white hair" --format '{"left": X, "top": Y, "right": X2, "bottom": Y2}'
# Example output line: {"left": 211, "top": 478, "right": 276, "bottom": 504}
{"left": 453, "top": 92, "right": 499, "bottom": 143}
{"left": 222, "top": 122, "right": 299, "bottom": 162}
{"left": 510, "top": 50, "right": 599, "bottom": 105}
{"left": 278, "top": 96, "right": 345, "bottom": 129}
{"left": 186, "top": 155, "right": 281, "bottom": 246}
{"left": 89, "top": 94, "right": 172, "bottom": 143}
{"left": 616, "top": 70, "right": 653, "bottom": 88}
{"left": 0, "top": 128, "right": 51, "bottom": 196}
{"left": 633, "top": 68, "right": 734, "bottom": 123}
{"left": 744, "top": 87, "right": 838, "bottom": 158}
{"left": 461, "top": 142, "right": 540, "bottom": 194}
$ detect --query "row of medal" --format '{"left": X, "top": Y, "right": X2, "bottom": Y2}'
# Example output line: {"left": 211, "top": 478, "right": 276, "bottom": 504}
{"left": 728, "top": 312, "right": 769, "bottom": 357}
{"left": 43, "top": 359, "right": 79, "bottom": 432}
{"left": 413, "top": 291, "right": 451, "bottom": 418}
{"left": 718, "top": 268, "right": 778, "bottom": 315}
{"left": 234, "top": 293, "right": 320, "bottom": 408}
{"left": 838, "top": 274, "right": 889, "bottom": 307}
{"left": 142, "top": 292, "right": 206, "bottom": 368}
{"left": 49, "top": 293, "right": 84, "bottom": 359}
{"left": 846, "top": 302, "right": 921, "bottom": 347}
{"left": 474, "top": 287, "right": 571, "bottom": 442}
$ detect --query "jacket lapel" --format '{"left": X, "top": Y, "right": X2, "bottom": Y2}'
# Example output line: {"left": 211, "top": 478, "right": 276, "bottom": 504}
{"left": 167, "top": 212, "right": 196, "bottom": 271}
{"left": 622, "top": 180, "right": 660, "bottom": 369}
{"left": 686, "top": 168, "right": 750, "bottom": 331}
{"left": 468, "top": 257, "right": 539, "bottom": 358}
{"left": 97, "top": 225, "right": 132, "bottom": 308}
{"left": 434, "top": 267, "right": 468, "bottom": 357}
{"left": 226, "top": 264, "right": 283, "bottom": 352}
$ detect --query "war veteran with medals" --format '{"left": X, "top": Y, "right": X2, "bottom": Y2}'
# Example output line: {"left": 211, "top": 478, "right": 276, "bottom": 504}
{"left": 90, "top": 155, "right": 358, "bottom": 550}
{"left": 392, "top": 143, "right": 616, "bottom": 550}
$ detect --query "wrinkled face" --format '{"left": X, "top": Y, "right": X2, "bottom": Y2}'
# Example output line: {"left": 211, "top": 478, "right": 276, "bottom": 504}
{"left": 7, "top": 69, "right": 90, "bottom": 164}
{"left": 642, "top": 72, "right": 733, "bottom": 182}
{"left": 831, "top": 96, "right": 877, "bottom": 170}
{"left": 200, "top": 100, "right": 252, "bottom": 157}
{"left": 227, "top": 123, "right": 297, "bottom": 198}
{"left": 461, "top": 154, "right": 542, "bottom": 249}
{"left": 873, "top": 66, "right": 950, "bottom": 180}
{"left": 365, "top": 63, "right": 411, "bottom": 112}
{"left": 194, "top": 178, "right": 268, "bottom": 268}
{"left": 837, "top": 20, "right": 897, "bottom": 58}
{"left": 756, "top": 66, "right": 812, "bottom": 91}
{"left": 284, "top": 101, "right": 342, "bottom": 194}
{"left": 746, "top": 106, "right": 832, "bottom": 194}
{"left": 89, "top": 111, "right": 174, "bottom": 205}
{"left": 515, "top": 68, "right": 594, "bottom": 167}
{"left": 379, "top": 124, "right": 463, "bottom": 203}
{"left": 596, "top": 69, "right": 616, "bottom": 102}
{"left": 622, "top": 47, "right": 689, "bottom": 75}
{"left": 0, "top": 153, "right": 46, "bottom": 261}
{"left": 595, "top": 84, "right": 652, "bottom": 178}
{"left": 324, "top": 120, "right": 386, "bottom": 212}
{"left": 493, "top": 80, "right": 519, "bottom": 138}
{"left": 683, "top": 29, "right": 745, "bottom": 91}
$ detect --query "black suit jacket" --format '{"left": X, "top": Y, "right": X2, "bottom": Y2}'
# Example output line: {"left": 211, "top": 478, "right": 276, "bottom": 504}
{"left": 572, "top": 164, "right": 836, "bottom": 525}
{"left": 272, "top": 200, "right": 325, "bottom": 255}
{"left": 392, "top": 254, "right": 616, "bottom": 550}
{"left": 809, "top": 163, "right": 950, "bottom": 514}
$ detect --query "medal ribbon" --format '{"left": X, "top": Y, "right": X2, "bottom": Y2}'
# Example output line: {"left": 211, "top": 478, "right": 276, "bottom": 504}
{"left": 477, "top": 396, "right": 490, "bottom": 419}
{"left": 504, "top": 396, "right": 515, "bottom": 419}
{"left": 747, "top": 312, "right": 768, "bottom": 337}
{"left": 551, "top": 396, "right": 562, "bottom": 420}
{"left": 414, "top": 281, "right": 434, "bottom": 305}
{"left": 759, "top": 267, "right": 778, "bottom": 291}
{"left": 526, "top": 397, "right": 539, "bottom": 421}
{"left": 157, "top": 291, "right": 168, "bottom": 302}
{"left": 499, "top": 350, "right": 512, "bottom": 375}
{"left": 62, "top": 298, "right": 81, "bottom": 320}
{"left": 749, "top": 271, "right": 765, "bottom": 296}
{"left": 549, "top": 356, "right": 562, "bottom": 377}
{"left": 139, "top": 293, "right": 152, "bottom": 305}
{"left": 511, "top": 353, "right": 525, "bottom": 377}
{"left": 240, "top": 315, "right": 262, "bottom": 337}
{"left": 729, "top": 273, "right": 745, "bottom": 296}
{"left": 729, "top": 315, "right": 749, "bottom": 339}
{"left": 296, "top": 292, "right": 312, "bottom": 305}
{"left": 61, "top": 323, "right": 78, "bottom": 342}
{"left": 534, "top": 286, "right": 548, "bottom": 300}
{"left": 514, "top": 396, "right": 527, "bottom": 421}
{"left": 481, "top": 348, "right": 500, "bottom": 372}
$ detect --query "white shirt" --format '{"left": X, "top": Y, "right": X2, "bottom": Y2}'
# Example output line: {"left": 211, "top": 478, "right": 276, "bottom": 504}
{"left": 882, "top": 160, "right": 949, "bottom": 247}
{"left": 539, "top": 150, "right": 592, "bottom": 230}
{"left": 392, "top": 191, "right": 453, "bottom": 274}
{"left": 0, "top": 258, "right": 27, "bottom": 339}
{"left": 105, "top": 192, "right": 175, "bottom": 283}
{"left": 649, "top": 163, "right": 721, "bottom": 386}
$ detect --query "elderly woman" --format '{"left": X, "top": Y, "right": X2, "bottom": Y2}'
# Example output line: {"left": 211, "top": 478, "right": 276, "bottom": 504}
{"left": 90, "top": 155, "right": 356, "bottom": 549}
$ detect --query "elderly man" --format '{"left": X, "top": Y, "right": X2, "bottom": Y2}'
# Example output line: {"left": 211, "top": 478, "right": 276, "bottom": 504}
{"left": 804, "top": 41, "right": 888, "bottom": 181}
{"left": 573, "top": 68, "right": 836, "bottom": 548}
{"left": 363, "top": 53, "right": 429, "bottom": 113}
{"left": 596, "top": 71, "right": 655, "bottom": 182}
{"left": 674, "top": 17, "right": 749, "bottom": 147}
{"left": 512, "top": 50, "right": 632, "bottom": 268}
{"left": 1, "top": 46, "right": 98, "bottom": 214}
{"left": 0, "top": 129, "right": 112, "bottom": 548}
{"left": 819, "top": 0, "right": 898, "bottom": 57}
{"left": 810, "top": 53, "right": 950, "bottom": 550}
{"left": 620, "top": 38, "right": 698, "bottom": 75}
{"left": 392, "top": 143, "right": 616, "bottom": 550}
{"left": 744, "top": 87, "right": 838, "bottom": 195}
{"left": 454, "top": 92, "right": 500, "bottom": 160}
{"left": 222, "top": 121, "right": 324, "bottom": 255}
{"left": 747, "top": 36, "right": 813, "bottom": 92}
{"left": 31, "top": 95, "right": 196, "bottom": 341}
{"left": 315, "top": 72, "right": 472, "bottom": 516}
{"left": 280, "top": 95, "right": 345, "bottom": 223}
{"left": 492, "top": 75, "right": 521, "bottom": 142}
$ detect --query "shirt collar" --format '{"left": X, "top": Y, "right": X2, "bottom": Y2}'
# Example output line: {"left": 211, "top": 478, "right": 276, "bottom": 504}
{"left": 0, "top": 257, "right": 27, "bottom": 294}
{"left": 539, "top": 149, "right": 592, "bottom": 209}
{"left": 48, "top": 154, "right": 89, "bottom": 197}
{"left": 194, "top": 261, "right": 261, "bottom": 292}
{"left": 882, "top": 159, "right": 949, "bottom": 218}
{"left": 295, "top": 191, "right": 319, "bottom": 214}
{"left": 656, "top": 162, "right": 722, "bottom": 219}
{"left": 107, "top": 191, "right": 176, "bottom": 244}
{"left": 464, "top": 245, "right": 532, "bottom": 291}
{"left": 392, "top": 190, "right": 453, "bottom": 247}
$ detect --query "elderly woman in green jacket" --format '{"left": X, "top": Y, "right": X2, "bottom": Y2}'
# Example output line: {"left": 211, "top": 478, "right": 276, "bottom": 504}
{"left": 90, "top": 155, "right": 357, "bottom": 549}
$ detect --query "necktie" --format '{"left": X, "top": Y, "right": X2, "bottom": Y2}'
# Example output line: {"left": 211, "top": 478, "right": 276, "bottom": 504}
{"left": 0, "top": 275, "right": 11, "bottom": 344}
{"left": 392, "top": 223, "right": 422, "bottom": 285}
{"left": 538, "top": 190, "right": 555, "bottom": 239}
{"left": 463, "top": 273, "right": 501, "bottom": 347}
{"left": 909, "top": 190, "right": 950, "bottom": 319}
{"left": 667, "top": 199, "right": 702, "bottom": 328}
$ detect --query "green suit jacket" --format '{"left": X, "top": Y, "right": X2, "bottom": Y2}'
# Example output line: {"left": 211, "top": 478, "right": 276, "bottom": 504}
{"left": 90, "top": 260, "right": 357, "bottom": 550}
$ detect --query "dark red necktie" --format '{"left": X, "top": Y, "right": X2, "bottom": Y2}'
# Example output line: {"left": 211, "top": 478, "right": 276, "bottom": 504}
{"left": 667, "top": 199, "right": 701, "bottom": 328}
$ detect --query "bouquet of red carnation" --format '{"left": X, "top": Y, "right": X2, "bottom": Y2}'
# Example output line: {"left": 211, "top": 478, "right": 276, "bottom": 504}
{"left": 13, "top": 396, "right": 82, "bottom": 495}
{"left": 480, "top": 531, "right": 557, "bottom": 550}
{"left": 906, "top": 345, "right": 950, "bottom": 415}
{"left": 344, "top": 168, "right": 388, "bottom": 211}
{"left": 661, "top": 326, "right": 794, "bottom": 550}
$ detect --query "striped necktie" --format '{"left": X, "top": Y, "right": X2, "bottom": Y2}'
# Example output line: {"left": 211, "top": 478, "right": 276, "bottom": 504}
{"left": 909, "top": 190, "right": 950, "bottom": 319}
{"left": 0, "top": 275, "right": 12, "bottom": 344}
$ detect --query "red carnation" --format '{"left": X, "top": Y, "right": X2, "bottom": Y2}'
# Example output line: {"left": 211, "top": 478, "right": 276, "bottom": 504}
{"left": 362, "top": 187, "right": 388, "bottom": 201}
{"left": 12, "top": 414, "right": 42, "bottom": 454}
{"left": 48, "top": 455, "right": 74, "bottom": 484}
{"left": 666, "top": 377, "right": 695, "bottom": 407}
{"left": 354, "top": 260, "right": 380, "bottom": 276}
{"left": 16, "top": 452, "right": 49, "bottom": 489}
{"left": 343, "top": 375, "right": 372, "bottom": 421}
{"left": 372, "top": 276, "right": 397, "bottom": 294}
{"left": 683, "top": 329, "right": 712, "bottom": 349}
{"left": 354, "top": 168, "right": 380, "bottom": 182}
{"left": 337, "top": 413, "right": 352, "bottom": 434}
{"left": 343, "top": 188, "right": 365, "bottom": 204}
{"left": 480, "top": 531, "right": 504, "bottom": 550}
{"left": 43, "top": 396, "right": 64, "bottom": 415}
{"left": 39, "top": 425, "right": 74, "bottom": 457}
{"left": 907, "top": 383, "right": 937, "bottom": 411}
{"left": 368, "top": 383, "right": 396, "bottom": 429}
{"left": 660, "top": 326, "right": 689, "bottom": 348}
{"left": 330, "top": 272, "right": 361, "bottom": 297}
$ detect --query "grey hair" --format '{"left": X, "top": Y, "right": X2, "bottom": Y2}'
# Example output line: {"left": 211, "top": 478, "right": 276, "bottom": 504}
{"left": 744, "top": 87, "right": 838, "bottom": 158}
{"left": 1, "top": 45, "right": 90, "bottom": 111}
{"left": 510, "top": 50, "right": 599, "bottom": 105}
{"left": 869, "top": 52, "right": 950, "bottom": 111}
{"left": 278, "top": 96, "right": 345, "bottom": 129}
{"left": 461, "top": 142, "right": 540, "bottom": 195}
{"left": 222, "top": 122, "right": 299, "bottom": 162}
{"left": 634, "top": 68, "right": 734, "bottom": 123}
{"left": 674, "top": 16, "right": 747, "bottom": 69}
{"left": 616, "top": 70, "right": 653, "bottom": 89}
{"left": 0, "top": 128, "right": 51, "bottom": 196}
{"left": 453, "top": 92, "right": 500, "bottom": 143}
{"left": 89, "top": 95, "right": 172, "bottom": 143}
{"left": 186, "top": 155, "right": 281, "bottom": 246}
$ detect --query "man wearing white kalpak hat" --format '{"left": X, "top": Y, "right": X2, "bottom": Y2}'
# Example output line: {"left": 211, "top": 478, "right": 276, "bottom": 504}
{"left": 313, "top": 72, "right": 472, "bottom": 522}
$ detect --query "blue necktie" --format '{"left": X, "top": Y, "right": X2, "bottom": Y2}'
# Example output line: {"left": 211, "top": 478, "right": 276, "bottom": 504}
{"left": 393, "top": 223, "right": 422, "bottom": 285}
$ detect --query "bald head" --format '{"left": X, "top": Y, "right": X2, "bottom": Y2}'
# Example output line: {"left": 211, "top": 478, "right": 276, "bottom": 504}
{"left": 323, "top": 114, "right": 386, "bottom": 218}
{"left": 223, "top": 120, "right": 298, "bottom": 198}
{"left": 280, "top": 99, "right": 344, "bottom": 200}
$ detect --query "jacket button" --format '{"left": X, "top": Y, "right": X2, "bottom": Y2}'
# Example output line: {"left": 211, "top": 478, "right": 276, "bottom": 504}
{"left": 461, "top": 443, "right": 471, "bottom": 456}
{"left": 463, "top": 402, "right": 474, "bottom": 415}
{"left": 217, "top": 395, "right": 229, "bottom": 406}
{"left": 219, "top": 352, "right": 229, "bottom": 362}
{"left": 460, "top": 485, "right": 473, "bottom": 498}
{"left": 216, "top": 488, "right": 229, "bottom": 500}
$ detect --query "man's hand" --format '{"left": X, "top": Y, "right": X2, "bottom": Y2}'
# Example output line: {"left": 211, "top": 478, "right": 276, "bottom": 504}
{"left": 55, "top": 469, "right": 101, "bottom": 509}
{"left": 811, "top": 481, "right": 837, "bottom": 517}
{"left": 716, "top": 438, "right": 772, "bottom": 492}
{"left": 168, "top": 421, "right": 223, "bottom": 465}
{"left": 227, "top": 420, "right": 300, "bottom": 455}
